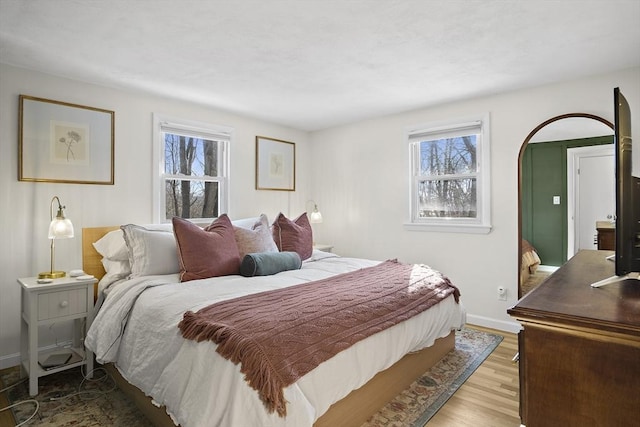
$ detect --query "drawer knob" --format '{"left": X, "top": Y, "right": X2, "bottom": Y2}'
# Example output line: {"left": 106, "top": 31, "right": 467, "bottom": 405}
{"left": 59, "top": 300, "right": 68, "bottom": 308}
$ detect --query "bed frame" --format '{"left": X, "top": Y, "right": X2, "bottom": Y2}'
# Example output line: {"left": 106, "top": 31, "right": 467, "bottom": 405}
{"left": 82, "top": 226, "right": 455, "bottom": 427}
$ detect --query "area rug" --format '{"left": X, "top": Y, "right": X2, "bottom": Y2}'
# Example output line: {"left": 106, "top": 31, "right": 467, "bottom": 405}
{"left": 1, "top": 366, "right": 151, "bottom": 426}
{"left": 1, "top": 327, "right": 501, "bottom": 427}
{"left": 362, "top": 327, "right": 503, "bottom": 427}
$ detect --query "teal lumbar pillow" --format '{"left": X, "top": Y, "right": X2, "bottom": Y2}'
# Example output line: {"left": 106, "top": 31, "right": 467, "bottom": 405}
{"left": 240, "top": 251, "right": 302, "bottom": 277}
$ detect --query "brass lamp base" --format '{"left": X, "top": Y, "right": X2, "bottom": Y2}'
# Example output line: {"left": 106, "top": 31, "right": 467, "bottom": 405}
{"left": 38, "top": 270, "right": 66, "bottom": 279}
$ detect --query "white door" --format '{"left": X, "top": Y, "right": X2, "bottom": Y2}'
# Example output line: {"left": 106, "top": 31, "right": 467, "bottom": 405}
{"left": 567, "top": 145, "right": 615, "bottom": 255}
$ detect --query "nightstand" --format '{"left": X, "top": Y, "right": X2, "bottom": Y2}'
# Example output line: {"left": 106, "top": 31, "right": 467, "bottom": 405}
{"left": 18, "top": 275, "right": 97, "bottom": 396}
{"left": 313, "top": 244, "right": 334, "bottom": 253}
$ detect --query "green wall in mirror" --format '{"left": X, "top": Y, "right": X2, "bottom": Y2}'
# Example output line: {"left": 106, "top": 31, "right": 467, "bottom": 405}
{"left": 522, "top": 136, "right": 613, "bottom": 266}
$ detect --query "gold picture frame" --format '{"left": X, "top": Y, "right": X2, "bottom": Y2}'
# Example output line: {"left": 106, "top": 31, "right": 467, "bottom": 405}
{"left": 19, "top": 95, "right": 115, "bottom": 184}
{"left": 255, "top": 136, "right": 295, "bottom": 191}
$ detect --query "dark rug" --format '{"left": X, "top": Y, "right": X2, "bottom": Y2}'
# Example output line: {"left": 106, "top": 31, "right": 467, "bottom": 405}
{"left": 1, "top": 327, "right": 501, "bottom": 426}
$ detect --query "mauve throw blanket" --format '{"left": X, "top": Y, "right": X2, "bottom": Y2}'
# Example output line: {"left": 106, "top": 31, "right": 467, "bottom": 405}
{"left": 178, "top": 259, "right": 460, "bottom": 416}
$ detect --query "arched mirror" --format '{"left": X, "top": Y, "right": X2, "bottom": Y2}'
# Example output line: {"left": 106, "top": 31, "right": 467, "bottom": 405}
{"left": 518, "top": 113, "right": 614, "bottom": 298}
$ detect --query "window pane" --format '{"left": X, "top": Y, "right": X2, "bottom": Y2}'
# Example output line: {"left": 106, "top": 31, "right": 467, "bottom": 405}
{"left": 165, "top": 179, "right": 219, "bottom": 219}
{"left": 419, "top": 135, "right": 477, "bottom": 176}
{"left": 164, "top": 134, "right": 218, "bottom": 177}
{"left": 418, "top": 178, "right": 477, "bottom": 218}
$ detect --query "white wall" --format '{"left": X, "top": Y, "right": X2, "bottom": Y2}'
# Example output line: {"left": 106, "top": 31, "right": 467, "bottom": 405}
{"left": 0, "top": 64, "right": 311, "bottom": 368}
{"left": 309, "top": 67, "right": 640, "bottom": 332}
{"left": 2, "top": 63, "right": 639, "bottom": 368}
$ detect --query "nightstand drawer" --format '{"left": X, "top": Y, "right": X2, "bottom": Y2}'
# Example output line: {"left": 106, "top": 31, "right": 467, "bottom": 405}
{"left": 37, "top": 288, "right": 88, "bottom": 320}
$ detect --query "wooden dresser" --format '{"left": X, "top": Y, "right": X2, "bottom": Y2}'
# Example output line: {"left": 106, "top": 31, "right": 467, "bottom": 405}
{"left": 508, "top": 250, "right": 640, "bottom": 427}
{"left": 596, "top": 221, "right": 615, "bottom": 250}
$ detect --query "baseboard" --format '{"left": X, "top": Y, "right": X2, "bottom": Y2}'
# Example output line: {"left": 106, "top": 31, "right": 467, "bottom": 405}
{"left": 0, "top": 352, "right": 20, "bottom": 371}
{"left": 466, "top": 314, "right": 521, "bottom": 334}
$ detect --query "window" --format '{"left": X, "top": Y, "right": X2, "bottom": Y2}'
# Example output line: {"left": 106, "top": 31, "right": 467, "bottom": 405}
{"left": 153, "top": 114, "right": 231, "bottom": 223}
{"left": 406, "top": 114, "right": 491, "bottom": 233}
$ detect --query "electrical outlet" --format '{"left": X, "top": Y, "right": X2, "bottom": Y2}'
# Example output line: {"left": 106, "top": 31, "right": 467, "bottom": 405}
{"left": 497, "top": 286, "right": 507, "bottom": 301}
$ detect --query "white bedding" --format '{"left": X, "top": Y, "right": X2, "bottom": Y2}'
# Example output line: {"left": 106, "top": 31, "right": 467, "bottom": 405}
{"left": 86, "top": 251, "right": 466, "bottom": 427}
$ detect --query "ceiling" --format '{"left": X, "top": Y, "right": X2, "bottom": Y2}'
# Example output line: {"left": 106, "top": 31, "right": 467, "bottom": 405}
{"left": 1, "top": 0, "right": 639, "bottom": 131}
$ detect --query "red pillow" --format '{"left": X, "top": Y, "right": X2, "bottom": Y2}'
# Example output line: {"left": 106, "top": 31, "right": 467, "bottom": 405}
{"left": 172, "top": 215, "right": 241, "bottom": 282}
{"left": 272, "top": 212, "right": 313, "bottom": 260}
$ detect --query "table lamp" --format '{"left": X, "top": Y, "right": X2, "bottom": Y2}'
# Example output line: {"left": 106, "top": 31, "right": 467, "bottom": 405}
{"left": 39, "top": 196, "right": 74, "bottom": 279}
{"left": 309, "top": 201, "right": 323, "bottom": 224}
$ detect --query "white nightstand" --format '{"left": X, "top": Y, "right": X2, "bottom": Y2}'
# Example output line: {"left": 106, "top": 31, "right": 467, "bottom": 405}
{"left": 18, "top": 275, "right": 97, "bottom": 396}
{"left": 313, "top": 244, "right": 334, "bottom": 253}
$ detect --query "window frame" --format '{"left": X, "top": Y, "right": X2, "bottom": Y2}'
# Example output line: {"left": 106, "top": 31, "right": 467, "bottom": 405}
{"left": 404, "top": 113, "right": 491, "bottom": 234}
{"left": 152, "top": 113, "right": 232, "bottom": 224}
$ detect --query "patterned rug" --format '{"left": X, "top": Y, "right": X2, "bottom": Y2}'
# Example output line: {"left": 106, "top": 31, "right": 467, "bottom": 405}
{"left": 363, "top": 327, "right": 503, "bottom": 427}
{"left": 1, "top": 327, "right": 501, "bottom": 427}
{"left": 0, "top": 366, "right": 151, "bottom": 427}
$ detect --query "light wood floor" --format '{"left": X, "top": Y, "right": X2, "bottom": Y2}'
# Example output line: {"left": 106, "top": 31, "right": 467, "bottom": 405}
{"left": 426, "top": 325, "right": 520, "bottom": 427}
{"left": 0, "top": 326, "right": 520, "bottom": 427}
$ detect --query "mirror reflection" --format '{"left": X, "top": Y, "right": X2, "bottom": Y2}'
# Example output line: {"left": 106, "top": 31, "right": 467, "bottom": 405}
{"left": 518, "top": 114, "right": 614, "bottom": 297}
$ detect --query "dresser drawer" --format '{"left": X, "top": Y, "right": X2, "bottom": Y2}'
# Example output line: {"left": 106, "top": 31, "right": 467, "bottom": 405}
{"left": 37, "top": 288, "right": 88, "bottom": 321}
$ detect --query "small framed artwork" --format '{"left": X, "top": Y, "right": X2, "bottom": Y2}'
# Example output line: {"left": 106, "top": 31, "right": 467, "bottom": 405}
{"left": 255, "top": 136, "right": 295, "bottom": 191}
{"left": 19, "top": 95, "right": 115, "bottom": 185}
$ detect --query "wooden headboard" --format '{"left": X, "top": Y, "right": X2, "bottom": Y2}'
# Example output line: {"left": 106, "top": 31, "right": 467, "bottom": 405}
{"left": 82, "top": 226, "right": 119, "bottom": 281}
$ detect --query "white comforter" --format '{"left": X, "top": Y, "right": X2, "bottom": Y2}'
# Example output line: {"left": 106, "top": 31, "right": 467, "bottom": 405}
{"left": 86, "top": 252, "right": 466, "bottom": 427}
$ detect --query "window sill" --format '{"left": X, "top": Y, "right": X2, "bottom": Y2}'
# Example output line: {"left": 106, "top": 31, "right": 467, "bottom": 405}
{"left": 403, "top": 222, "right": 492, "bottom": 234}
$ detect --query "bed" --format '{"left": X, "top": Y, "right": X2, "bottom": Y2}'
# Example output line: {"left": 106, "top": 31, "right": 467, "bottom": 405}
{"left": 520, "top": 239, "right": 541, "bottom": 287}
{"left": 82, "top": 214, "right": 466, "bottom": 427}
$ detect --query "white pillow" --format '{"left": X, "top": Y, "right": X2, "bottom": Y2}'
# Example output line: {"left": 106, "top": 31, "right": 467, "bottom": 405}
{"left": 234, "top": 214, "right": 278, "bottom": 259}
{"left": 101, "top": 258, "right": 131, "bottom": 278}
{"left": 121, "top": 224, "right": 180, "bottom": 277}
{"left": 98, "top": 258, "right": 131, "bottom": 291}
{"left": 93, "top": 229, "right": 129, "bottom": 261}
{"left": 231, "top": 216, "right": 262, "bottom": 229}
